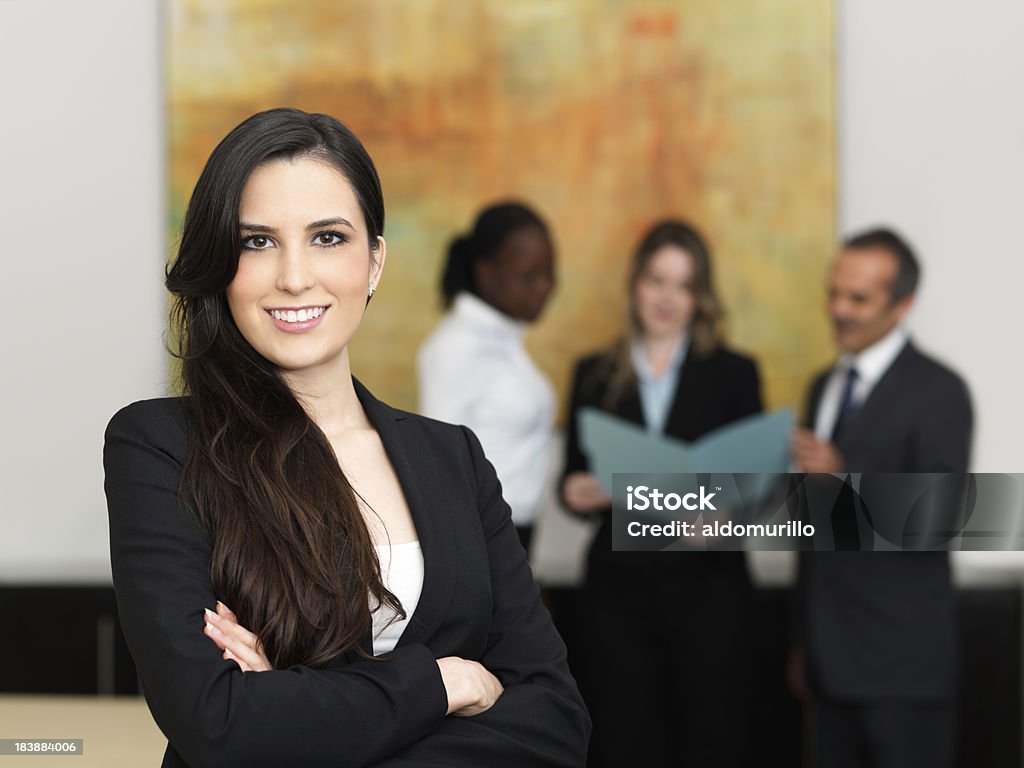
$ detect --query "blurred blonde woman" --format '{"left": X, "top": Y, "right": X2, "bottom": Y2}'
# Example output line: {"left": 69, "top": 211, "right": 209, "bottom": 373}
{"left": 561, "top": 219, "right": 761, "bottom": 768}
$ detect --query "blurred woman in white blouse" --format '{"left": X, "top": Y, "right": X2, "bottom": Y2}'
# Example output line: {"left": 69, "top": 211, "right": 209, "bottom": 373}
{"left": 417, "top": 202, "right": 557, "bottom": 553}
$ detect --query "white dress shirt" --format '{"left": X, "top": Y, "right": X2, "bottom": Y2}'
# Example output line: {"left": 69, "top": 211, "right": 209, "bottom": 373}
{"left": 417, "top": 292, "right": 555, "bottom": 527}
{"left": 814, "top": 326, "right": 909, "bottom": 439}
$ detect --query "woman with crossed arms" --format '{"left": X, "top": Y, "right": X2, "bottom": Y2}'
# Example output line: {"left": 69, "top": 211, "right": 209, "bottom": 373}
{"left": 104, "top": 108, "right": 589, "bottom": 768}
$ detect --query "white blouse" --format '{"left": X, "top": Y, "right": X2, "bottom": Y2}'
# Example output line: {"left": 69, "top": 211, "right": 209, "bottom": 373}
{"left": 370, "top": 540, "right": 424, "bottom": 656}
{"left": 417, "top": 292, "right": 555, "bottom": 527}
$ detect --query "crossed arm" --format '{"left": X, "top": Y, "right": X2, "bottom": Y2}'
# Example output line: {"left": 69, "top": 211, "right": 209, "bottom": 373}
{"left": 203, "top": 601, "right": 503, "bottom": 718}
{"left": 104, "top": 402, "right": 589, "bottom": 768}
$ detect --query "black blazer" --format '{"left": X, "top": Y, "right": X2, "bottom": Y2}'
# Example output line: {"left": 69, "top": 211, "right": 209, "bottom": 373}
{"left": 104, "top": 380, "right": 590, "bottom": 768}
{"left": 564, "top": 345, "right": 763, "bottom": 479}
{"left": 797, "top": 340, "right": 973, "bottom": 700}
{"left": 561, "top": 345, "right": 762, "bottom": 569}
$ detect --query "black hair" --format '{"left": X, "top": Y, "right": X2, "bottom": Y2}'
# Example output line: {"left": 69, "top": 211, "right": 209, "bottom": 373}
{"left": 440, "top": 201, "right": 549, "bottom": 308}
{"left": 164, "top": 108, "right": 398, "bottom": 669}
{"left": 168, "top": 107, "right": 384, "bottom": 302}
{"left": 843, "top": 227, "right": 920, "bottom": 302}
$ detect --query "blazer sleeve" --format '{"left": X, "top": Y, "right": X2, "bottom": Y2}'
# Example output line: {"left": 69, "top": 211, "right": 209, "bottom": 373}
{"left": 562, "top": 359, "right": 591, "bottom": 481}
{"left": 104, "top": 402, "right": 449, "bottom": 768}
{"left": 449, "top": 426, "right": 591, "bottom": 765}
{"left": 383, "top": 426, "right": 590, "bottom": 767}
{"left": 731, "top": 354, "right": 763, "bottom": 419}
{"left": 910, "top": 372, "right": 973, "bottom": 472}
{"left": 790, "top": 374, "right": 826, "bottom": 650}
{"left": 558, "top": 358, "right": 601, "bottom": 521}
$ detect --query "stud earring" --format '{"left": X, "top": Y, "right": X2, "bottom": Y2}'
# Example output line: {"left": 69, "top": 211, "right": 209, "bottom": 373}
{"left": 368, "top": 283, "right": 376, "bottom": 297}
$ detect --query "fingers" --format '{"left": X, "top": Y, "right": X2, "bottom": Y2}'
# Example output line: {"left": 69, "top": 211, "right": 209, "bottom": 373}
{"left": 791, "top": 429, "right": 833, "bottom": 472}
{"left": 223, "top": 647, "right": 254, "bottom": 673}
{"left": 565, "top": 473, "right": 612, "bottom": 513}
{"left": 203, "top": 607, "right": 272, "bottom": 672}
{"left": 452, "top": 662, "right": 504, "bottom": 717}
{"left": 790, "top": 429, "right": 815, "bottom": 461}
{"left": 207, "top": 607, "right": 262, "bottom": 649}
{"left": 792, "top": 438, "right": 843, "bottom": 473}
{"left": 437, "top": 656, "right": 505, "bottom": 717}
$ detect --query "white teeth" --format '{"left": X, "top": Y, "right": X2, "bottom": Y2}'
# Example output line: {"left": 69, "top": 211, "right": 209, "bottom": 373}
{"left": 270, "top": 307, "right": 326, "bottom": 323}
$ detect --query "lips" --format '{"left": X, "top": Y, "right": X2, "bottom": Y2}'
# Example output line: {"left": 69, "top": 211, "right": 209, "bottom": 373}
{"left": 265, "top": 305, "right": 329, "bottom": 333}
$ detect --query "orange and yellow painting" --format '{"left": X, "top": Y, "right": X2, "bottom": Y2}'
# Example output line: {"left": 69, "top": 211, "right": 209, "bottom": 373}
{"left": 169, "top": 0, "right": 835, "bottom": 415}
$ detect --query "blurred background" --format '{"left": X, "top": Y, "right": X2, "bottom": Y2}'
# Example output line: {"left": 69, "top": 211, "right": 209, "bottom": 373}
{"left": 1, "top": 0, "right": 1022, "bottom": 765}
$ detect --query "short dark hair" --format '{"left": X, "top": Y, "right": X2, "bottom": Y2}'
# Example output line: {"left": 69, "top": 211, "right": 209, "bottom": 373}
{"left": 842, "top": 227, "right": 920, "bottom": 302}
{"left": 440, "top": 201, "right": 549, "bottom": 308}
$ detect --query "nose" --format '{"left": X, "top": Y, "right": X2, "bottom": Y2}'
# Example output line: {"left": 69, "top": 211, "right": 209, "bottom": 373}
{"left": 275, "top": 247, "right": 316, "bottom": 294}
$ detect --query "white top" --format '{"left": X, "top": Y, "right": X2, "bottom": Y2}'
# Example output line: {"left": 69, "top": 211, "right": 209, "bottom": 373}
{"left": 630, "top": 335, "right": 689, "bottom": 436}
{"left": 814, "top": 326, "right": 909, "bottom": 439}
{"left": 417, "top": 292, "right": 555, "bottom": 527}
{"left": 370, "top": 540, "right": 424, "bottom": 656}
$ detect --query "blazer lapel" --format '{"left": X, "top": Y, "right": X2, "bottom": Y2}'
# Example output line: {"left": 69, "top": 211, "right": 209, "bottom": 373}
{"left": 353, "top": 378, "right": 456, "bottom": 652}
{"left": 618, "top": 383, "right": 646, "bottom": 428}
{"left": 833, "top": 343, "right": 914, "bottom": 445}
{"left": 662, "top": 351, "right": 695, "bottom": 437}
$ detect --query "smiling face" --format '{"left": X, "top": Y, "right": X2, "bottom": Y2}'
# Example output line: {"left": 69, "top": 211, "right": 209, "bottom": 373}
{"left": 828, "top": 247, "right": 913, "bottom": 354}
{"left": 226, "top": 156, "right": 385, "bottom": 379}
{"left": 633, "top": 245, "right": 697, "bottom": 341}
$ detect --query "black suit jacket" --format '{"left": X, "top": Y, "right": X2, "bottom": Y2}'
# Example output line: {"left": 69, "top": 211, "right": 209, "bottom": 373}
{"left": 561, "top": 345, "right": 762, "bottom": 570}
{"left": 797, "top": 341, "right": 973, "bottom": 701}
{"left": 104, "top": 380, "right": 590, "bottom": 768}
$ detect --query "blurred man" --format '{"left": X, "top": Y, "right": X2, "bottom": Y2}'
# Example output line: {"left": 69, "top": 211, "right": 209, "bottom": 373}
{"left": 790, "top": 228, "right": 972, "bottom": 768}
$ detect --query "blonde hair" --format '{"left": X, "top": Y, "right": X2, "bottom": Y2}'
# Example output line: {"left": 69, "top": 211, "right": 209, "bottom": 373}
{"left": 599, "top": 220, "right": 725, "bottom": 410}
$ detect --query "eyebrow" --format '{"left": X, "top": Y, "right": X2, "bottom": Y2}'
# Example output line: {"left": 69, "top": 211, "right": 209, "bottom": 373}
{"left": 239, "top": 217, "right": 356, "bottom": 233}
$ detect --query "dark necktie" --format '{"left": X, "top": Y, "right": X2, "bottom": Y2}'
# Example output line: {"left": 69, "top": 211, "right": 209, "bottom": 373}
{"left": 830, "top": 366, "right": 860, "bottom": 443}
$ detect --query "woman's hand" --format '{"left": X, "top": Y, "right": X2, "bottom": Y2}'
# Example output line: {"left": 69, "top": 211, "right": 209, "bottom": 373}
{"left": 562, "top": 471, "right": 612, "bottom": 515}
{"left": 436, "top": 657, "right": 504, "bottom": 717}
{"left": 203, "top": 601, "right": 273, "bottom": 672}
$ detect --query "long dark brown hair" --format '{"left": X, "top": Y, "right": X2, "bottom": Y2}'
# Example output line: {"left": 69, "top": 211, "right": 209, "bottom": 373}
{"left": 598, "top": 219, "right": 726, "bottom": 409}
{"left": 165, "top": 108, "right": 401, "bottom": 668}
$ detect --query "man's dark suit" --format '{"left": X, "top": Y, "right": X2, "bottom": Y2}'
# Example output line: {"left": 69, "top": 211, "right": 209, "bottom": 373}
{"left": 797, "top": 340, "right": 973, "bottom": 766}
{"left": 562, "top": 345, "right": 761, "bottom": 768}
{"left": 104, "top": 380, "right": 590, "bottom": 768}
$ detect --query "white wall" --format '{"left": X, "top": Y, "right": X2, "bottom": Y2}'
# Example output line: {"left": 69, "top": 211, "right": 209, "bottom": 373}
{"left": 838, "top": 0, "right": 1024, "bottom": 472}
{"left": 1, "top": 1, "right": 1021, "bottom": 584}
{"left": 0, "top": 0, "right": 165, "bottom": 582}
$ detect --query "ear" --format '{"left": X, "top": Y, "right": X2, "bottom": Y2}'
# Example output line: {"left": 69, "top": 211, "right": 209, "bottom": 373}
{"left": 891, "top": 292, "right": 915, "bottom": 322}
{"left": 369, "top": 236, "right": 387, "bottom": 290}
{"left": 473, "top": 257, "right": 496, "bottom": 300}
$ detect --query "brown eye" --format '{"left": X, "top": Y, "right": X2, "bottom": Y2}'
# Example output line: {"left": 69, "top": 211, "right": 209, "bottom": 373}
{"left": 314, "top": 231, "right": 348, "bottom": 247}
{"left": 242, "top": 235, "right": 272, "bottom": 251}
